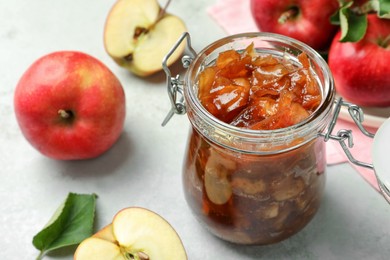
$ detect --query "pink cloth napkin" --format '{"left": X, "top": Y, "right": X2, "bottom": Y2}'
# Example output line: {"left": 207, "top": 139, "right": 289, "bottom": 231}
{"left": 207, "top": 0, "right": 380, "bottom": 191}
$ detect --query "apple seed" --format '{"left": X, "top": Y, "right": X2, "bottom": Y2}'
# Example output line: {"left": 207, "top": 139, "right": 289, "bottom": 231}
{"left": 134, "top": 26, "right": 149, "bottom": 39}
{"left": 125, "top": 251, "right": 150, "bottom": 260}
{"left": 137, "top": 252, "right": 150, "bottom": 260}
{"left": 124, "top": 53, "right": 133, "bottom": 62}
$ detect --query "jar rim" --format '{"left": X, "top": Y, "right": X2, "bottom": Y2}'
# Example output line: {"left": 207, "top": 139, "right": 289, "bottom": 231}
{"left": 184, "top": 32, "right": 335, "bottom": 152}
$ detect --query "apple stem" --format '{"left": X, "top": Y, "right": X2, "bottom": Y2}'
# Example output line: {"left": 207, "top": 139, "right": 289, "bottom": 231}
{"left": 379, "top": 34, "right": 390, "bottom": 49}
{"left": 149, "top": 0, "right": 172, "bottom": 31}
{"left": 133, "top": 0, "right": 172, "bottom": 39}
{"left": 278, "top": 6, "right": 299, "bottom": 24}
{"left": 36, "top": 251, "right": 45, "bottom": 260}
{"left": 58, "top": 109, "right": 73, "bottom": 119}
{"left": 351, "top": 0, "right": 377, "bottom": 15}
{"left": 157, "top": 0, "right": 172, "bottom": 21}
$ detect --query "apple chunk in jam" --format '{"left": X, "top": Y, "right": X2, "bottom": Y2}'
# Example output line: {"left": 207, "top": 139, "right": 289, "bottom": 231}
{"left": 183, "top": 43, "right": 326, "bottom": 245}
{"left": 198, "top": 43, "right": 321, "bottom": 129}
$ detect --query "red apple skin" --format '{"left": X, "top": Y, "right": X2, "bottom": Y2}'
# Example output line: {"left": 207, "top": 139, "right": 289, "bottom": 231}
{"left": 14, "top": 51, "right": 126, "bottom": 160}
{"left": 328, "top": 14, "right": 390, "bottom": 107}
{"left": 250, "top": 0, "right": 340, "bottom": 51}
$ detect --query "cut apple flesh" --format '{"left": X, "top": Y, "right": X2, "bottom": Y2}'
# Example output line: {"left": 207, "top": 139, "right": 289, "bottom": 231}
{"left": 74, "top": 237, "right": 124, "bottom": 260}
{"left": 204, "top": 150, "right": 234, "bottom": 205}
{"left": 113, "top": 207, "right": 187, "bottom": 260}
{"left": 92, "top": 224, "right": 116, "bottom": 243}
{"left": 104, "top": 0, "right": 160, "bottom": 58}
{"left": 104, "top": 0, "right": 187, "bottom": 76}
{"left": 204, "top": 158, "right": 232, "bottom": 205}
{"left": 75, "top": 207, "right": 187, "bottom": 260}
{"left": 130, "top": 14, "right": 186, "bottom": 76}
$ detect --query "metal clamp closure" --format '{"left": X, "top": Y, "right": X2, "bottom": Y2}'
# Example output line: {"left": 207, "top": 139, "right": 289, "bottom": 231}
{"left": 320, "top": 97, "right": 375, "bottom": 169}
{"left": 322, "top": 100, "right": 390, "bottom": 205}
{"left": 162, "top": 32, "right": 197, "bottom": 126}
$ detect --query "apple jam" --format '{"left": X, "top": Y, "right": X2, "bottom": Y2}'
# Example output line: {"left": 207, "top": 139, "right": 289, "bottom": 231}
{"left": 197, "top": 43, "right": 321, "bottom": 129}
{"left": 183, "top": 129, "right": 326, "bottom": 244}
{"left": 181, "top": 34, "right": 335, "bottom": 245}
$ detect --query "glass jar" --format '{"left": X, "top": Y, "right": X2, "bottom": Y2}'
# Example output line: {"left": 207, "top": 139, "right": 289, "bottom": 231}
{"left": 163, "top": 32, "right": 353, "bottom": 245}
{"left": 173, "top": 33, "right": 336, "bottom": 245}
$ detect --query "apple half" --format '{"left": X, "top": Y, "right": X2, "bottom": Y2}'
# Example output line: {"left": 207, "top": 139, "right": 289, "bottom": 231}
{"left": 74, "top": 207, "right": 187, "bottom": 260}
{"left": 104, "top": 0, "right": 187, "bottom": 76}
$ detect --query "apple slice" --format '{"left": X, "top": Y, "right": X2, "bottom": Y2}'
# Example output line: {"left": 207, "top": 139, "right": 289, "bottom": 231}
{"left": 74, "top": 238, "right": 123, "bottom": 259}
{"left": 74, "top": 207, "right": 187, "bottom": 260}
{"left": 104, "top": 0, "right": 187, "bottom": 76}
{"left": 92, "top": 224, "right": 116, "bottom": 243}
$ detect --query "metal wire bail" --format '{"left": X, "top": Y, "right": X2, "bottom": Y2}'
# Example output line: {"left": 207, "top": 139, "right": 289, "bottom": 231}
{"left": 161, "top": 32, "right": 197, "bottom": 126}
{"left": 321, "top": 97, "right": 375, "bottom": 169}
{"left": 320, "top": 98, "right": 390, "bottom": 204}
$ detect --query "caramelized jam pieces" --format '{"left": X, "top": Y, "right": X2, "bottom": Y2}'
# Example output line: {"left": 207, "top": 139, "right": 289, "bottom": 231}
{"left": 198, "top": 43, "right": 321, "bottom": 130}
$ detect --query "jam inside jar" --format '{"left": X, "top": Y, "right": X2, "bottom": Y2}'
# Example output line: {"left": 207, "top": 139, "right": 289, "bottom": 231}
{"left": 180, "top": 33, "right": 335, "bottom": 245}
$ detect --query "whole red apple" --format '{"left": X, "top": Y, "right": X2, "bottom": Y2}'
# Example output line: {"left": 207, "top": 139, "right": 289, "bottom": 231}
{"left": 328, "top": 14, "right": 390, "bottom": 107}
{"left": 14, "top": 51, "right": 126, "bottom": 160}
{"left": 250, "top": 0, "right": 339, "bottom": 51}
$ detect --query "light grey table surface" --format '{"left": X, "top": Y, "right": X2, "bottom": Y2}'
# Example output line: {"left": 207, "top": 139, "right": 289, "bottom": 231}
{"left": 1, "top": 0, "right": 389, "bottom": 259}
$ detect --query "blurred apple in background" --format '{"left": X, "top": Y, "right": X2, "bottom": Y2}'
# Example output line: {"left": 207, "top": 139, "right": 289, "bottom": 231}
{"left": 250, "top": 0, "right": 340, "bottom": 51}
{"left": 104, "top": 0, "right": 187, "bottom": 77}
{"left": 14, "top": 51, "right": 126, "bottom": 160}
{"left": 328, "top": 14, "right": 390, "bottom": 107}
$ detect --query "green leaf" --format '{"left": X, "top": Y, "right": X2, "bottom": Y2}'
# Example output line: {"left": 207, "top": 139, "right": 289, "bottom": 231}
{"left": 378, "top": 0, "right": 390, "bottom": 18}
{"left": 330, "top": 8, "right": 341, "bottom": 25}
{"left": 33, "top": 193, "right": 97, "bottom": 259}
{"left": 333, "top": 0, "right": 389, "bottom": 42}
{"left": 339, "top": 1, "right": 368, "bottom": 42}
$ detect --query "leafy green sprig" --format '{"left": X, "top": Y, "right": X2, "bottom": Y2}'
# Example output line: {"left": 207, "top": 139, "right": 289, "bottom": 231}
{"left": 33, "top": 193, "right": 97, "bottom": 260}
{"left": 331, "top": 0, "right": 390, "bottom": 42}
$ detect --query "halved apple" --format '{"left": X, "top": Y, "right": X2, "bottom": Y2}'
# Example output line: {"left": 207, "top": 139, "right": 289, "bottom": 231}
{"left": 104, "top": 0, "right": 187, "bottom": 76}
{"left": 74, "top": 207, "right": 187, "bottom": 260}
{"left": 92, "top": 224, "right": 116, "bottom": 243}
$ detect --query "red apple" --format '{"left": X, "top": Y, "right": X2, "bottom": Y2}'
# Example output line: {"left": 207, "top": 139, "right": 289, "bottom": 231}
{"left": 250, "top": 0, "right": 340, "bottom": 51}
{"left": 14, "top": 51, "right": 126, "bottom": 160}
{"left": 328, "top": 14, "right": 390, "bottom": 107}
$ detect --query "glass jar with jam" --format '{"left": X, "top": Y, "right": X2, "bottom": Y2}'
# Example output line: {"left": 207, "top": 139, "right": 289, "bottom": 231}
{"left": 162, "top": 32, "right": 390, "bottom": 245}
